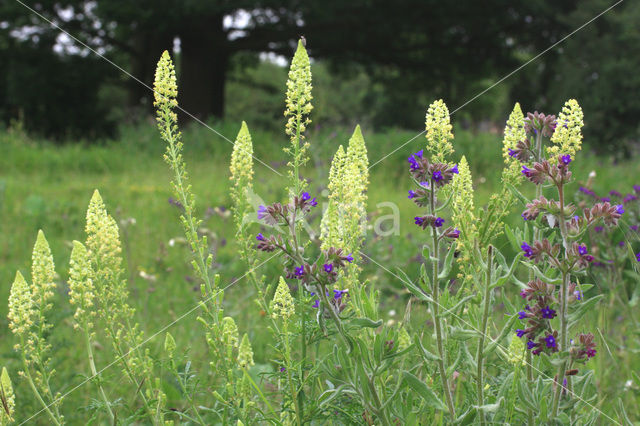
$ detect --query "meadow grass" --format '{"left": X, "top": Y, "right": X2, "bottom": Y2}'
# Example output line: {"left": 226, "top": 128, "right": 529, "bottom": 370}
{"left": 1, "top": 121, "right": 638, "bottom": 422}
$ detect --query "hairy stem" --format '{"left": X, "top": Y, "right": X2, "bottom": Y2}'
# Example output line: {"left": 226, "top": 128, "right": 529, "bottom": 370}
{"left": 21, "top": 355, "right": 61, "bottom": 426}
{"left": 429, "top": 184, "right": 456, "bottom": 419}
{"left": 84, "top": 329, "right": 115, "bottom": 423}
{"left": 476, "top": 245, "right": 493, "bottom": 425}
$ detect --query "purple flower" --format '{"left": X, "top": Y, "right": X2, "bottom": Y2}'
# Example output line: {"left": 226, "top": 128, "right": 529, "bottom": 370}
{"left": 618, "top": 241, "right": 625, "bottom": 247}
{"left": 545, "top": 334, "right": 557, "bottom": 349}
{"left": 600, "top": 197, "right": 611, "bottom": 203}
{"left": 310, "top": 197, "right": 318, "bottom": 207}
{"left": 623, "top": 194, "right": 638, "bottom": 203}
{"left": 257, "top": 205, "right": 268, "bottom": 220}
{"left": 333, "top": 289, "right": 347, "bottom": 300}
{"left": 414, "top": 216, "right": 425, "bottom": 226}
{"left": 449, "top": 228, "right": 461, "bottom": 238}
{"left": 408, "top": 190, "right": 418, "bottom": 199}
{"left": 636, "top": 252, "right": 640, "bottom": 262}
{"left": 432, "top": 171, "right": 443, "bottom": 182}
{"left": 419, "top": 181, "right": 429, "bottom": 188}
{"left": 574, "top": 290, "right": 582, "bottom": 300}
{"left": 256, "top": 233, "right": 266, "bottom": 241}
{"left": 561, "top": 154, "right": 571, "bottom": 165}
{"left": 521, "top": 242, "right": 533, "bottom": 258}
{"left": 516, "top": 329, "right": 526, "bottom": 338}
{"left": 312, "top": 299, "right": 320, "bottom": 308}
{"left": 520, "top": 290, "right": 527, "bottom": 299}
{"left": 508, "top": 148, "right": 517, "bottom": 157}
{"left": 610, "top": 190, "right": 622, "bottom": 197}
{"left": 634, "top": 185, "right": 640, "bottom": 193}
{"left": 450, "top": 165, "right": 459, "bottom": 174}
{"left": 631, "top": 225, "right": 639, "bottom": 232}
{"left": 578, "top": 245, "right": 588, "bottom": 256}
{"left": 324, "top": 263, "right": 333, "bottom": 273}
{"left": 280, "top": 367, "right": 286, "bottom": 372}
{"left": 345, "top": 254, "right": 354, "bottom": 263}
{"left": 541, "top": 306, "right": 556, "bottom": 319}
{"left": 434, "top": 217, "right": 445, "bottom": 227}
{"left": 521, "top": 165, "right": 533, "bottom": 177}
{"left": 518, "top": 311, "right": 527, "bottom": 320}
{"left": 527, "top": 340, "right": 538, "bottom": 350}
{"left": 408, "top": 150, "right": 424, "bottom": 170}
{"left": 587, "top": 348, "right": 597, "bottom": 358}
{"left": 594, "top": 226, "right": 604, "bottom": 233}
{"left": 294, "top": 265, "right": 305, "bottom": 277}
{"left": 301, "top": 192, "right": 311, "bottom": 201}
{"left": 521, "top": 213, "right": 529, "bottom": 221}
{"left": 615, "top": 205, "right": 624, "bottom": 215}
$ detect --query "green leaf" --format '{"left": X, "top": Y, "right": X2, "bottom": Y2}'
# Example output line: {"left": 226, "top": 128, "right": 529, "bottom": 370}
{"left": 506, "top": 182, "right": 530, "bottom": 206}
{"left": 449, "top": 327, "right": 479, "bottom": 341}
{"left": 568, "top": 294, "right": 603, "bottom": 324}
{"left": 397, "top": 267, "right": 433, "bottom": 303}
{"left": 521, "top": 262, "right": 562, "bottom": 285}
{"left": 415, "top": 335, "right": 441, "bottom": 362}
{"left": 402, "top": 371, "right": 447, "bottom": 411}
{"left": 475, "top": 396, "right": 504, "bottom": 413}
{"left": 350, "top": 318, "right": 383, "bottom": 329}
{"left": 454, "top": 408, "right": 477, "bottom": 425}
{"left": 484, "top": 313, "right": 518, "bottom": 356}
{"left": 439, "top": 295, "right": 475, "bottom": 319}
{"left": 438, "top": 242, "right": 457, "bottom": 280}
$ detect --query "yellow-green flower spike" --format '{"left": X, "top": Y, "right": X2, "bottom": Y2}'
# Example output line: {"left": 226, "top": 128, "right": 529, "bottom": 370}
{"left": 548, "top": 99, "right": 584, "bottom": 157}
{"left": 501, "top": 103, "right": 526, "bottom": 185}
{"left": 86, "top": 190, "right": 123, "bottom": 284}
{"left": 31, "top": 230, "right": 56, "bottom": 312}
{"left": 68, "top": 241, "right": 95, "bottom": 330}
{"left": 425, "top": 99, "right": 454, "bottom": 162}
{"left": 230, "top": 122, "right": 255, "bottom": 244}
{"left": 346, "top": 124, "right": 369, "bottom": 189}
{"left": 0, "top": 367, "right": 15, "bottom": 424}
{"left": 507, "top": 335, "right": 526, "bottom": 366}
{"left": 7, "top": 271, "right": 34, "bottom": 338}
{"left": 237, "top": 334, "right": 255, "bottom": 369}
{"left": 222, "top": 316, "right": 240, "bottom": 360}
{"left": 451, "top": 156, "right": 478, "bottom": 284}
{"left": 284, "top": 38, "right": 313, "bottom": 194}
{"left": 164, "top": 332, "right": 176, "bottom": 356}
{"left": 271, "top": 277, "right": 295, "bottom": 321}
{"left": 153, "top": 50, "right": 178, "bottom": 111}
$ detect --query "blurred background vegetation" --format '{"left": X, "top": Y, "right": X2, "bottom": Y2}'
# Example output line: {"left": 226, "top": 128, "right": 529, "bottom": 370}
{"left": 0, "top": 0, "right": 639, "bottom": 154}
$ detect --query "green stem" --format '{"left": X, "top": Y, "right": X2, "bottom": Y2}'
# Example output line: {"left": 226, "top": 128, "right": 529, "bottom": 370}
{"left": 169, "top": 358, "right": 206, "bottom": 426}
{"left": 476, "top": 246, "right": 493, "bottom": 425}
{"left": 429, "top": 183, "right": 456, "bottom": 420}
{"left": 367, "top": 376, "right": 391, "bottom": 426}
{"left": 84, "top": 329, "right": 115, "bottom": 423}
{"left": 21, "top": 353, "right": 61, "bottom": 426}
{"left": 283, "top": 321, "right": 302, "bottom": 426}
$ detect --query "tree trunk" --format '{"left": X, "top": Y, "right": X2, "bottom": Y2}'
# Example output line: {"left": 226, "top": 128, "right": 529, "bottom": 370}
{"left": 178, "top": 14, "right": 228, "bottom": 124}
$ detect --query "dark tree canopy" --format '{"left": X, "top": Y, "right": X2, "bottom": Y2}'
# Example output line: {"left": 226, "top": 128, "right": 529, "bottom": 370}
{"left": 0, "top": 0, "right": 638, "bottom": 151}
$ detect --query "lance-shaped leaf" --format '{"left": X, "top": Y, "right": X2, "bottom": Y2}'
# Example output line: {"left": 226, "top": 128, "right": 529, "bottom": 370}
{"left": 402, "top": 371, "right": 447, "bottom": 411}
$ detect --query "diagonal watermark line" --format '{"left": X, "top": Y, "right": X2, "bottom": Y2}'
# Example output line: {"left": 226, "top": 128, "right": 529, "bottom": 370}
{"left": 368, "top": 0, "right": 624, "bottom": 171}
{"left": 18, "top": 251, "right": 282, "bottom": 425}
{"left": 359, "top": 252, "right": 621, "bottom": 425}
{"left": 13, "top": 0, "right": 283, "bottom": 177}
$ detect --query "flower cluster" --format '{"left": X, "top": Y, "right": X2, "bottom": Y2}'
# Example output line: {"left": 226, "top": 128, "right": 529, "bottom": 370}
{"left": 516, "top": 279, "right": 561, "bottom": 355}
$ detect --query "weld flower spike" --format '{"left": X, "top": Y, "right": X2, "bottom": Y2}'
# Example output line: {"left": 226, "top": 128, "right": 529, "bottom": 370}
{"left": 548, "top": 99, "right": 584, "bottom": 157}
{"left": 271, "top": 277, "right": 295, "bottom": 320}
{"left": 237, "top": 334, "right": 255, "bottom": 369}
{"left": 425, "top": 99, "right": 454, "bottom": 162}
{"left": 0, "top": 367, "right": 15, "bottom": 424}
{"left": 68, "top": 241, "right": 96, "bottom": 330}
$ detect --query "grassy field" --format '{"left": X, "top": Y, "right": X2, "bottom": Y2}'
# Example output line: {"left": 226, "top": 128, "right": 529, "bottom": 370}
{"left": 1, "top": 121, "right": 639, "bottom": 422}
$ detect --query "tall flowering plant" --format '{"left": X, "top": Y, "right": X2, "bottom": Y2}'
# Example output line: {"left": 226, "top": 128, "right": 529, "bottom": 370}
{"left": 507, "top": 100, "right": 621, "bottom": 421}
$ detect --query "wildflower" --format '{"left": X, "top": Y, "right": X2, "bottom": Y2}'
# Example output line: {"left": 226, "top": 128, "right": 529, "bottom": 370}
{"left": 309, "top": 197, "right": 318, "bottom": 207}
{"left": 520, "top": 290, "right": 527, "bottom": 298}
{"left": 333, "top": 289, "right": 347, "bottom": 300}
{"left": 425, "top": 99, "right": 454, "bottom": 161}
{"left": 271, "top": 277, "right": 295, "bottom": 320}
{"left": 294, "top": 266, "right": 305, "bottom": 278}
{"left": 237, "top": 334, "right": 255, "bottom": 369}
{"left": 433, "top": 171, "right": 443, "bottom": 182}
{"left": 312, "top": 299, "right": 320, "bottom": 308}
{"left": 408, "top": 150, "right": 424, "bottom": 170}
{"left": 516, "top": 329, "right": 526, "bottom": 338}
{"left": 527, "top": 341, "right": 538, "bottom": 350}
{"left": 507, "top": 336, "right": 526, "bottom": 366}
{"left": 302, "top": 192, "right": 311, "bottom": 201}
{"left": 446, "top": 228, "right": 461, "bottom": 239}
{"left": 636, "top": 252, "right": 640, "bottom": 262}
{"left": 518, "top": 311, "right": 528, "bottom": 320}
{"left": 615, "top": 205, "right": 624, "bottom": 215}
{"left": 521, "top": 165, "right": 534, "bottom": 178}
{"left": 508, "top": 148, "right": 517, "bottom": 157}
{"left": 408, "top": 190, "right": 418, "bottom": 199}
{"left": 623, "top": 194, "right": 638, "bottom": 203}
{"left": 549, "top": 99, "right": 584, "bottom": 157}
{"left": 574, "top": 290, "right": 582, "bottom": 300}
{"left": 280, "top": 367, "right": 286, "bottom": 373}
{"left": 68, "top": 241, "right": 96, "bottom": 329}
{"left": 560, "top": 154, "right": 572, "bottom": 165}
{"left": 420, "top": 181, "right": 429, "bottom": 188}
{"left": 541, "top": 306, "right": 556, "bottom": 319}
{"left": 434, "top": 217, "right": 445, "bottom": 227}
{"left": 631, "top": 225, "right": 639, "bottom": 232}
{"left": 345, "top": 254, "right": 354, "bottom": 263}
{"left": 257, "top": 205, "right": 268, "bottom": 220}
{"left": 634, "top": 184, "right": 640, "bottom": 193}
{"left": 545, "top": 334, "right": 557, "bottom": 349}
{"left": 450, "top": 164, "right": 459, "bottom": 174}
{"left": 256, "top": 233, "right": 266, "bottom": 241}
{"left": 578, "top": 245, "right": 588, "bottom": 256}
{"left": 521, "top": 242, "right": 533, "bottom": 258}
{"left": 324, "top": 263, "right": 333, "bottom": 273}
{"left": 7, "top": 271, "right": 35, "bottom": 336}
